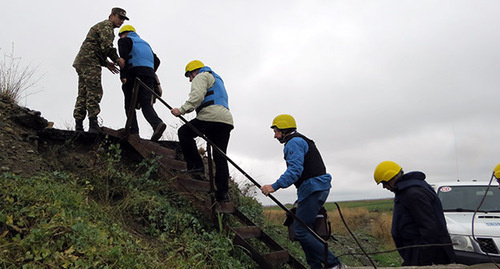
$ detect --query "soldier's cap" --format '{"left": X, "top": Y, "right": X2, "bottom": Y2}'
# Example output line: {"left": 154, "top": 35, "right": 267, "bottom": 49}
{"left": 111, "top": 7, "right": 129, "bottom": 20}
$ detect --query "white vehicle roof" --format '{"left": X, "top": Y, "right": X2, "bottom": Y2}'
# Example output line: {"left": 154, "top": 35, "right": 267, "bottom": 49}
{"left": 431, "top": 180, "right": 497, "bottom": 191}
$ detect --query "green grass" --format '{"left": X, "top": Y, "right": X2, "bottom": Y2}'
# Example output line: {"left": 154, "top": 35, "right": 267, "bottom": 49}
{"left": 327, "top": 199, "right": 394, "bottom": 212}
{"left": 265, "top": 198, "right": 394, "bottom": 212}
{"left": 0, "top": 140, "right": 259, "bottom": 268}
{"left": 0, "top": 136, "right": 400, "bottom": 268}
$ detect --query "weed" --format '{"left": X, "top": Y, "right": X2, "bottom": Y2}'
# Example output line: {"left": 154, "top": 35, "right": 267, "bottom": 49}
{"left": 0, "top": 44, "right": 41, "bottom": 104}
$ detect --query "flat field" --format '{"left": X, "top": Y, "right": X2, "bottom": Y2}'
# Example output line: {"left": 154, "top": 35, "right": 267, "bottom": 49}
{"left": 262, "top": 198, "right": 402, "bottom": 267}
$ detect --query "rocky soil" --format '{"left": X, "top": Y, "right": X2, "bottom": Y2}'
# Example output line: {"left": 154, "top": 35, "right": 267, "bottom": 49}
{"left": 0, "top": 97, "right": 52, "bottom": 176}
{"left": 0, "top": 97, "right": 118, "bottom": 179}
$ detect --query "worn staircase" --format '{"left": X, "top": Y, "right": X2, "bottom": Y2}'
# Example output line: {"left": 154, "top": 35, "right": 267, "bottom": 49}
{"left": 41, "top": 78, "right": 307, "bottom": 268}
{"left": 97, "top": 127, "right": 307, "bottom": 269}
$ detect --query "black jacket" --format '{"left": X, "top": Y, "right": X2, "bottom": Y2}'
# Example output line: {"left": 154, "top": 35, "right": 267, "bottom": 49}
{"left": 392, "top": 171, "right": 456, "bottom": 266}
{"left": 283, "top": 132, "right": 326, "bottom": 188}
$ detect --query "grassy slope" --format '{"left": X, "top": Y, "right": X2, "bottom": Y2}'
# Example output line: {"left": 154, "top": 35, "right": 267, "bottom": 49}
{"left": 0, "top": 157, "right": 402, "bottom": 268}
{"left": 0, "top": 94, "right": 400, "bottom": 267}
{"left": 0, "top": 141, "right": 258, "bottom": 268}
{"left": 0, "top": 151, "right": 403, "bottom": 268}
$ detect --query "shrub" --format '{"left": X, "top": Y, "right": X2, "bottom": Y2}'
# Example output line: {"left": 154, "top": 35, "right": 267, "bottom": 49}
{"left": 0, "top": 44, "right": 40, "bottom": 103}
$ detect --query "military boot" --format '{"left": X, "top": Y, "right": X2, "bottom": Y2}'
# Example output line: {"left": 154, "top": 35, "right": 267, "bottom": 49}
{"left": 75, "top": 119, "right": 84, "bottom": 132}
{"left": 88, "top": 117, "right": 101, "bottom": 133}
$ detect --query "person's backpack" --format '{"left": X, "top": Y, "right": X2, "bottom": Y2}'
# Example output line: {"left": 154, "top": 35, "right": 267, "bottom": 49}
{"left": 283, "top": 206, "right": 332, "bottom": 241}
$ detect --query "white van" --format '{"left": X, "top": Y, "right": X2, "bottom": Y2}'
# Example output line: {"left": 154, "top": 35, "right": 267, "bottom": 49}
{"left": 432, "top": 181, "right": 500, "bottom": 265}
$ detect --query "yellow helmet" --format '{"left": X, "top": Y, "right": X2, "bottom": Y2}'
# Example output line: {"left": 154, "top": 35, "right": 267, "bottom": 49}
{"left": 185, "top": 60, "right": 204, "bottom": 77}
{"left": 374, "top": 161, "right": 402, "bottom": 184}
{"left": 119, "top": 25, "right": 136, "bottom": 35}
{"left": 271, "top": 114, "right": 296, "bottom": 130}
{"left": 494, "top": 163, "right": 500, "bottom": 179}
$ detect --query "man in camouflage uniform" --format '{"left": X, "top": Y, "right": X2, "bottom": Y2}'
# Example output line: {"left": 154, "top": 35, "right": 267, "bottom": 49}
{"left": 72, "top": 7, "right": 128, "bottom": 132}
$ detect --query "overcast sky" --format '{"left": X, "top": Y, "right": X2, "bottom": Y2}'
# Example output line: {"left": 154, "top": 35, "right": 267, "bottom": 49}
{"left": 2, "top": 0, "right": 499, "bottom": 205}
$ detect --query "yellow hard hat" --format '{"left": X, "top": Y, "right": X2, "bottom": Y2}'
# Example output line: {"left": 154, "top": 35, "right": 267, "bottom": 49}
{"left": 119, "top": 25, "right": 136, "bottom": 35}
{"left": 374, "top": 161, "right": 402, "bottom": 184}
{"left": 185, "top": 60, "right": 204, "bottom": 77}
{"left": 494, "top": 163, "right": 500, "bottom": 179}
{"left": 271, "top": 114, "right": 296, "bottom": 130}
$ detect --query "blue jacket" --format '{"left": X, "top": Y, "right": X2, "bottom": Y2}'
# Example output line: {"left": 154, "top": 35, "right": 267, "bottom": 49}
{"left": 127, "top": 32, "right": 154, "bottom": 69}
{"left": 118, "top": 32, "right": 160, "bottom": 80}
{"left": 271, "top": 133, "right": 332, "bottom": 202}
{"left": 196, "top": 66, "right": 229, "bottom": 113}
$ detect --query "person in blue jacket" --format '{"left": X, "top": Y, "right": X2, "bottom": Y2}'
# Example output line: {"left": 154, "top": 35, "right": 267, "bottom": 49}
{"left": 374, "top": 161, "right": 456, "bottom": 266}
{"left": 261, "top": 114, "right": 342, "bottom": 269}
{"left": 118, "top": 25, "right": 166, "bottom": 141}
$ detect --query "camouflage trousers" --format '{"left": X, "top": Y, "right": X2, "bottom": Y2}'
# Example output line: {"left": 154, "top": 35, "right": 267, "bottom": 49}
{"left": 73, "top": 65, "right": 103, "bottom": 120}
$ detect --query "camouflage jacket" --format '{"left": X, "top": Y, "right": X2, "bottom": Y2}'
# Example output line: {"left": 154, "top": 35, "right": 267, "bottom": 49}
{"left": 73, "top": 19, "right": 120, "bottom": 67}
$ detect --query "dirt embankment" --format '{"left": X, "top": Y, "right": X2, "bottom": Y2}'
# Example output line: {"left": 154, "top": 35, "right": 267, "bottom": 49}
{"left": 0, "top": 98, "right": 51, "bottom": 176}
{"left": 0, "top": 97, "right": 160, "bottom": 181}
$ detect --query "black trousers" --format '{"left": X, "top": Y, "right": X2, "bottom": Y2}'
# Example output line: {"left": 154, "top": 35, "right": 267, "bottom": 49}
{"left": 122, "top": 74, "right": 162, "bottom": 134}
{"left": 178, "top": 118, "right": 233, "bottom": 200}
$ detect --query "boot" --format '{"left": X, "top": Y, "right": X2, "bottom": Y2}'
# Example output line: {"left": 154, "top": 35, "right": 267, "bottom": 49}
{"left": 75, "top": 119, "right": 84, "bottom": 132}
{"left": 151, "top": 122, "right": 166, "bottom": 142}
{"left": 88, "top": 117, "right": 101, "bottom": 133}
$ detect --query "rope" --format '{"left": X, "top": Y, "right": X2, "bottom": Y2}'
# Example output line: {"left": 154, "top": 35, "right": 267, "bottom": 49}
{"left": 135, "top": 77, "right": 332, "bottom": 265}
{"left": 471, "top": 173, "right": 500, "bottom": 269}
{"left": 336, "top": 242, "right": 457, "bottom": 258}
{"left": 334, "top": 202, "right": 377, "bottom": 268}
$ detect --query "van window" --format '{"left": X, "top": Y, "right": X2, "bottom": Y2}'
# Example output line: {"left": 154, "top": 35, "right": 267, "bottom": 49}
{"left": 437, "top": 186, "right": 500, "bottom": 212}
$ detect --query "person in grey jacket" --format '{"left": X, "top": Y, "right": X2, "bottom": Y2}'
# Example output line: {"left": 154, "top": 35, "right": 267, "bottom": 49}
{"left": 171, "top": 60, "right": 233, "bottom": 202}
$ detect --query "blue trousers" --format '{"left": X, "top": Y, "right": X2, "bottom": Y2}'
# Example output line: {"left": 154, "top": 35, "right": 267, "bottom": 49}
{"left": 295, "top": 190, "right": 340, "bottom": 269}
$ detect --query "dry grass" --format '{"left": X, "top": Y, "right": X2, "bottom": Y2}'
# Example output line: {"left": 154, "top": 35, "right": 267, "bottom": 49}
{"left": 263, "top": 206, "right": 394, "bottom": 246}
{"left": 263, "top": 209, "right": 286, "bottom": 225}
{"left": 370, "top": 213, "right": 393, "bottom": 244}
{"left": 0, "top": 44, "right": 40, "bottom": 104}
{"left": 330, "top": 207, "right": 370, "bottom": 234}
